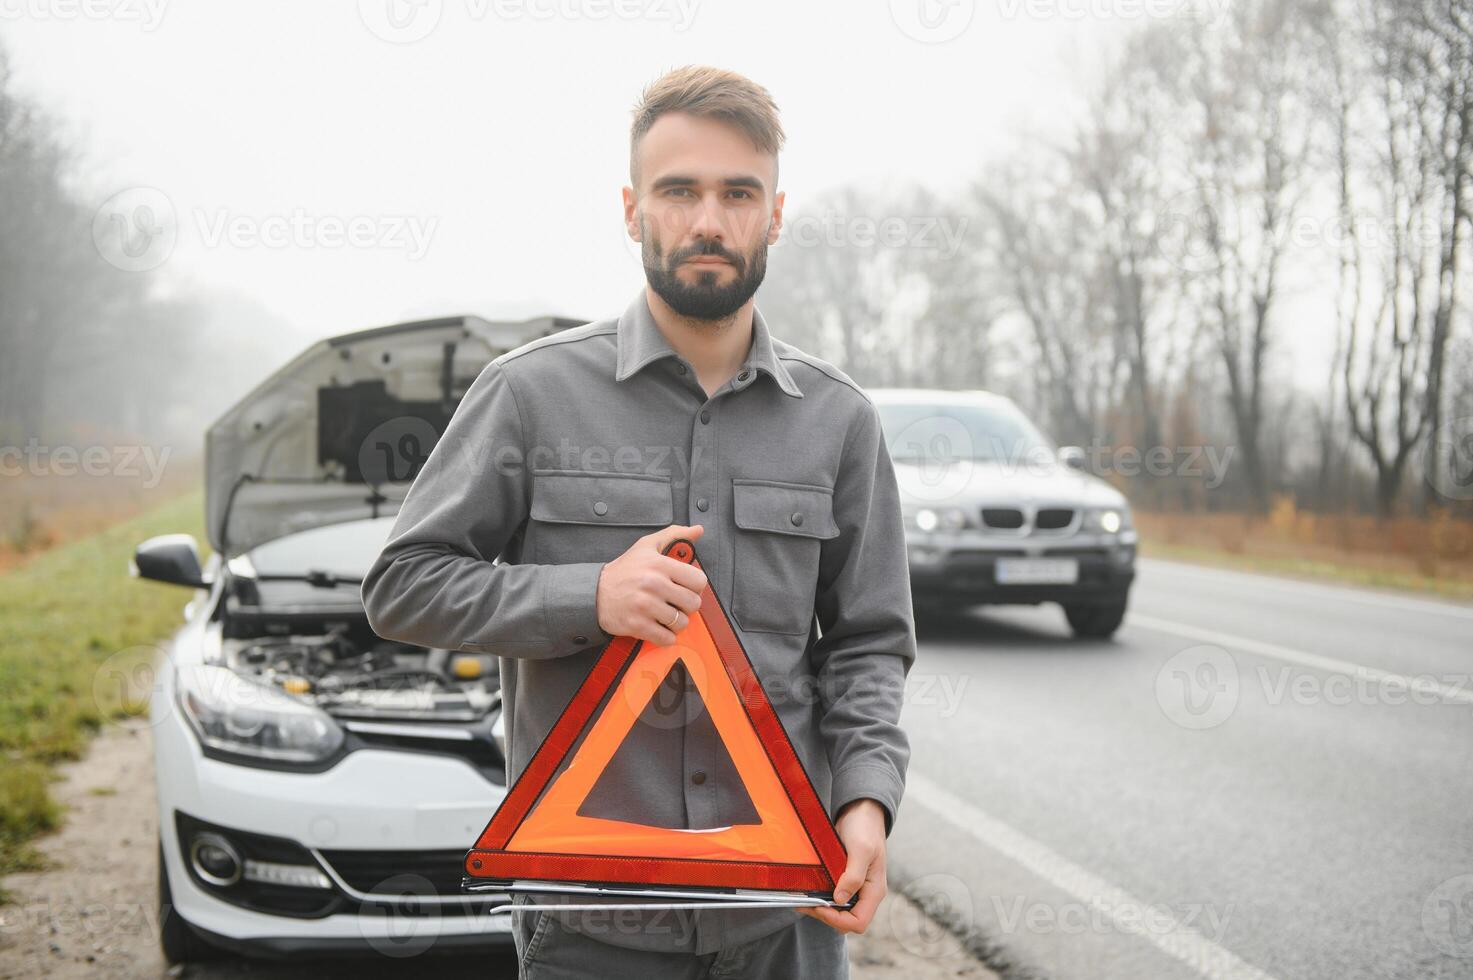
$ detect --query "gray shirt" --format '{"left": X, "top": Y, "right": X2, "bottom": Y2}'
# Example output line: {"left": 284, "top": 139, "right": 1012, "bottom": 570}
{"left": 360, "top": 289, "right": 916, "bottom": 954}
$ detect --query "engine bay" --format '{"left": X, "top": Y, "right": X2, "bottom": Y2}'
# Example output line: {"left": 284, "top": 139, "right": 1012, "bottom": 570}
{"left": 221, "top": 626, "right": 500, "bottom": 723}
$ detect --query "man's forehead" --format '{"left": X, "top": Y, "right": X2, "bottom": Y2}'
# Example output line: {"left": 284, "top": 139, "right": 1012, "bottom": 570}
{"left": 634, "top": 113, "right": 778, "bottom": 189}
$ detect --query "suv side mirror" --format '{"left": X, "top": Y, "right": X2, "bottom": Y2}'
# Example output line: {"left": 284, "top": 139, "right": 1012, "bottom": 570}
{"left": 1057, "top": 446, "right": 1087, "bottom": 471}
{"left": 131, "top": 534, "right": 209, "bottom": 589}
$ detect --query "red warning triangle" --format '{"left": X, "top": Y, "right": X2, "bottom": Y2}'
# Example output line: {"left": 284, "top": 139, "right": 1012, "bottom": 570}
{"left": 463, "top": 538, "right": 848, "bottom": 895}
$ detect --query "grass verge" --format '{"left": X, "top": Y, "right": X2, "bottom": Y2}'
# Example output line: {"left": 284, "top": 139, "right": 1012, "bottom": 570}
{"left": 0, "top": 489, "right": 205, "bottom": 903}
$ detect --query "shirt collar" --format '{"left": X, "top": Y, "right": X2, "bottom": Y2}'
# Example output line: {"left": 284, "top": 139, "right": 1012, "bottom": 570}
{"left": 614, "top": 290, "right": 803, "bottom": 398}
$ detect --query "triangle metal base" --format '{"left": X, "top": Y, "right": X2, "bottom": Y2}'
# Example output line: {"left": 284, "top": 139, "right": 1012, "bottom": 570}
{"left": 463, "top": 879, "right": 858, "bottom": 912}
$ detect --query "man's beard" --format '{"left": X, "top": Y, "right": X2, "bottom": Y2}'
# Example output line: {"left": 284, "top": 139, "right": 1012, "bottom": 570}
{"left": 642, "top": 221, "right": 768, "bottom": 321}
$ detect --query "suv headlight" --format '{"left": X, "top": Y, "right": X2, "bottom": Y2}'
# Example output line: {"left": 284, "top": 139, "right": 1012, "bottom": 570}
{"left": 176, "top": 664, "right": 344, "bottom": 765}
{"left": 908, "top": 506, "right": 970, "bottom": 531}
{"left": 1083, "top": 507, "right": 1132, "bottom": 534}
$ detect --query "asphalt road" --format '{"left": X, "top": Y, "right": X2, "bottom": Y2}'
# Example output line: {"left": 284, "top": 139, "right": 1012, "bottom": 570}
{"left": 887, "top": 557, "right": 1473, "bottom": 980}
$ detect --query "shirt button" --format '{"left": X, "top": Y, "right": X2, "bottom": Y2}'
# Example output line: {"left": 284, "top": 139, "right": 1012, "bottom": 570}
{"left": 690, "top": 771, "right": 707, "bottom": 785}
{"left": 593, "top": 501, "right": 608, "bottom": 516}
{"left": 696, "top": 497, "right": 709, "bottom": 512}
{"left": 677, "top": 363, "right": 688, "bottom": 374}
{"left": 737, "top": 369, "right": 750, "bottom": 381}
{"left": 573, "top": 635, "right": 588, "bottom": 645}
{"left": 699, "top": 409, "right": 711, "bottom": 424}
{"left": 791, "top": 512, "right": 804, "bottom": 526}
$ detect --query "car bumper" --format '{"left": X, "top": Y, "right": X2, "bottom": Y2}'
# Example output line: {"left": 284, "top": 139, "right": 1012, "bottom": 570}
{"left": 905, "top": 531, "right": 1136, "bottom": 605}
{"left": 153, "top": 683, "right": 514, "bottom": 956}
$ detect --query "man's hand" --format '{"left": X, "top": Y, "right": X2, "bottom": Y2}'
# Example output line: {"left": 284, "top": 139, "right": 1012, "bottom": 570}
{"left": 800, "top": 798, "right": 887, "bottom": 934}
{"left": 595, "top": 524, "right": 709, "bottom": 647}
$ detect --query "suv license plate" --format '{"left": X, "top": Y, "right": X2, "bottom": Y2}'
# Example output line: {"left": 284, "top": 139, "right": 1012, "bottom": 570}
{"left": 995, "top": 558, "right": 1079, "bottom": 585}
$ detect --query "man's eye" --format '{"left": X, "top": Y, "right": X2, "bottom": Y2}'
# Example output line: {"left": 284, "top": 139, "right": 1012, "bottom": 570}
{"left": 728, "top": 190, "right": 752, "bottom": 200}
{"left": 666, "top": 187, "right": 693, "bottom": 198}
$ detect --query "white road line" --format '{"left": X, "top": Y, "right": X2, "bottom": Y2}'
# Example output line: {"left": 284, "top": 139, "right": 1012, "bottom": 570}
{"left": 1138, "top": 558, "right": 1473, "bottom": 621}
{"left": 1127, "top": 613, "right": 1473, "bottom": 705}
{"left": 906, "top": 772, "right": 1281, "bottom": 980}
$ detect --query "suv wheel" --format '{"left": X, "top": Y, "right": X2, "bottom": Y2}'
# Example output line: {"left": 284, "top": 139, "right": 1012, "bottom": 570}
{"left": 1063, "top": 598, "right": 1127, "bottom": 639}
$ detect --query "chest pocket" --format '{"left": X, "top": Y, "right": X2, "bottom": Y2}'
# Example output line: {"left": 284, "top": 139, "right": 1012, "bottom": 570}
{"left": 731, "top": 479, "right": 840, "bottom": 635}
{"left": 529, "top": 470, "right": 674, "bottom": 565}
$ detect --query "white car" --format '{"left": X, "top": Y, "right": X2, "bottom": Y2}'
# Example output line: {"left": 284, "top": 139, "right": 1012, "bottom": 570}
{"left": 873, "top": 388, "right": 1138, "bottom": 638}
{"left": 133, "top": 312, "right": 583, "bottom": 964}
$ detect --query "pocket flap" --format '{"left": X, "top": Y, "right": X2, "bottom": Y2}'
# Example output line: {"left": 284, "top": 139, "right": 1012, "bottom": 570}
{"left": 531, "top": 471, "right": 673, "bottom": 527}
{"left": 732, "top": 479, "right": 840, "bottom": 539}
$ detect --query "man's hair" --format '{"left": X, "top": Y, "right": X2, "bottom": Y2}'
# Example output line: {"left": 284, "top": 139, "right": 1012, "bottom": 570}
{"left": 629, "top": 65, "right": 784, "bottom": 189}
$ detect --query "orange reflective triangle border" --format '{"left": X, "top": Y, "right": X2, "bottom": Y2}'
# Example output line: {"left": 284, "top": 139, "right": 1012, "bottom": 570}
{"left": 463, "top": 538, "right": 848, "bottom": 896}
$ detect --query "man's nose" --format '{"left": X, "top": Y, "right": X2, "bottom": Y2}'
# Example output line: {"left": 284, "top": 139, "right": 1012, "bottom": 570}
{"left": 685, "top": 192, "right": 726, "bottom": 242}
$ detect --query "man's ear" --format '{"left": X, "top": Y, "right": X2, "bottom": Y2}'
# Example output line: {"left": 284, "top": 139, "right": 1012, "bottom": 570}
{"left": 767, "top": 189, "right": 785, "bottom": 246}
{"left": 622, "top": 185, "right": 640, "bottom": 242}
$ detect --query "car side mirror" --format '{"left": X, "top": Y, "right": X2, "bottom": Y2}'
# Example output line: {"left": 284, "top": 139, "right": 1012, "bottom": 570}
{"left": 131, "top": 534, "right": 209, "bottom": 589}
{"left": 1057, "top": 446, "right": 1087, "bottom": 470}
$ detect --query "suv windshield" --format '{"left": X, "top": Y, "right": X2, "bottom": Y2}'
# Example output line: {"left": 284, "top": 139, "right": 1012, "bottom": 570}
{"left": 877, "top": 401, "right": 1056, "bottom": 464}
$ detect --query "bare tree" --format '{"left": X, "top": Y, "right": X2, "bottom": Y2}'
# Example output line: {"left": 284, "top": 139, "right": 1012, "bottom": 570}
{"left": 1327, "top": 0, "right": 1469, "bottom": 515}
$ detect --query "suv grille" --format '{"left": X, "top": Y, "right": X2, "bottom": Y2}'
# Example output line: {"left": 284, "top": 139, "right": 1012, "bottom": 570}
{"left": 1034, "top": 508, "right": 1075, "bottom": 531}
{"left": 981, "top": 508, "right": 1025, "bottom": 529}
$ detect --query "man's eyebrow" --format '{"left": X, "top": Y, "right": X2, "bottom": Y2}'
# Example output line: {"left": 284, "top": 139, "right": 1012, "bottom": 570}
{"left": 649, "top": 174, "right": 767, "bottom": 192}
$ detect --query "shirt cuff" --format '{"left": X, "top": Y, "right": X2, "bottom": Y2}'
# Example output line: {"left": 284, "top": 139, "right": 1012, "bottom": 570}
{"left": 830, "top": 764, "right": 904, "bottom": 838}
{"left": 543, "top": 561, "right": 613, "bottom": 651}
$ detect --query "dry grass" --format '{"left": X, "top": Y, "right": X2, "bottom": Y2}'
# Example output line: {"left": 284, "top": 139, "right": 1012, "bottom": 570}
{"left": 1138, "top": 496, "right": 1473, "bottom": 600}
{"left": 0, "top": 454, "right": 200, "bottom": 572}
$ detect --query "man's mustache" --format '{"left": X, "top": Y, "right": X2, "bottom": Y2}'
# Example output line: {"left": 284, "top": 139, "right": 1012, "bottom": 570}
{"left": 668, "top": 240, "right": 746, "bottom": 273}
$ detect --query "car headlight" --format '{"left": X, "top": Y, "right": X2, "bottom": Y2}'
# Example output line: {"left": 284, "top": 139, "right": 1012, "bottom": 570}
{"left": 175, "top": 664, "right": 344, "bottom": 765}
{"left": 911, "top": 507, "right": 969, "bottom": 531}
{"left": 1083, "top": 507, "right": 1131, "bottom": 534}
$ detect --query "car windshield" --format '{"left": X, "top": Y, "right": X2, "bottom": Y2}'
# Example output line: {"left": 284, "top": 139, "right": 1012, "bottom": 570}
{"left": 245, "top": 517, "right": 397, "bottom": 580}
{"left": 877, "top": 400, "right": 1056, "bottom": 464}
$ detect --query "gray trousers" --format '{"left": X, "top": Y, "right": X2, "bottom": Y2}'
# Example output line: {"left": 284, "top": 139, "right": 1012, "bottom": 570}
{"left": 511, "top": 907, "right": 850, "bottom": 979}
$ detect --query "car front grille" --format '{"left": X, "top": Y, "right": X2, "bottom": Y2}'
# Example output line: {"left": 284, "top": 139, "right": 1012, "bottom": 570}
{"left": 978, "top": 507, "right": 1077, "bottom": 534}
{"left": 318, "top": 848, "right": 470, "bottom": 898}
{"left": 981, "top": 507, "right": 1025, "bottom": 529}
{"left": 1034, "top": 508, "right": 1075, "bottom": 530}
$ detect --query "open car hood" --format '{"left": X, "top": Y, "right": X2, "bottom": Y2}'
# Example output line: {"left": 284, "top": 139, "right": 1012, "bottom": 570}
{"left": 206, "top": 313, "right": 584, "bottom": 557}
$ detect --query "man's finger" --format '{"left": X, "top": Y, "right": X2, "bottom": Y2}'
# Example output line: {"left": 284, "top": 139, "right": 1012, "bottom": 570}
{"left": 647, "top": 575, "right": 704, "bottom": 614}
{"left": 643, "top": 523, "right": 704, "bottom": 553}
{"left": 832, "top": 844, "right": 871, "bottom": 905}
{"left": 660, "top": 556, "right": 709, "bottom": 594}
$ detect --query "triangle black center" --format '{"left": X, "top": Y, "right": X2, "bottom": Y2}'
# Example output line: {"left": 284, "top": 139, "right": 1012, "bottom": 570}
{"left": 576, "top": 659, "right": 760, "bottom": 829}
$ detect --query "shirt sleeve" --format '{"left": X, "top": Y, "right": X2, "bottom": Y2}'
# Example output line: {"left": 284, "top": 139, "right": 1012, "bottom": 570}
{"left": 360, "top": 359, "right": 613, "bottom": 660}
{"left": 811, "top": 395, "right": 917, "bottom": 837}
